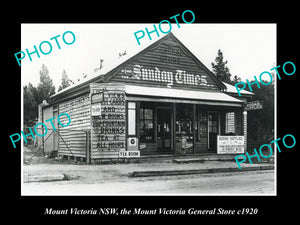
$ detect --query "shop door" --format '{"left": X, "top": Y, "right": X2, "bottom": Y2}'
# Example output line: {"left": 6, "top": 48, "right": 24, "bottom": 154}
{"left": 157, "top": 107, "right": 172, "bottom": 152}
{"left": 209, "top": 112, "right": 219, "bottom": 152}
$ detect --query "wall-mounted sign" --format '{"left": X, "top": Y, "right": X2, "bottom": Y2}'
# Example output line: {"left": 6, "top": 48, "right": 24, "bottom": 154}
{"left": 245, "top": 100, "right": 263, "bottom": 111}
{"left": 217, "top": 136, "right": 245, "bottom": 154}
{"left": 127, "top": 137, "right": 139, "bottom": 151}
{"left": 91, "top": 103, "right": 101, "bottom": 116}
{"left": 91, "top": 92, "right": 104, "bottom": 104}
{"left": 90, "top": 84, "right": 126, "bottom": 154}
{"left": 120, "top": 64, "right": 214, "bottom": 88}
{"left": 119, "top": 151, "right": 140, "bottom": 158}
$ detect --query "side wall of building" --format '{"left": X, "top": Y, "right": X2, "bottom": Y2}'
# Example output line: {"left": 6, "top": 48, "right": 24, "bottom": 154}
{"left": 58, "top": 94, "right": 91, "bottom": 159}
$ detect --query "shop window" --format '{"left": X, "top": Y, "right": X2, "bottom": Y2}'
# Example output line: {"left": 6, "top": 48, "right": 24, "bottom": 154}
{"left": 209, "top": 113, "right": 219, "bottom": 133}
{"left": 176, "top": 104, "right": 193, "bottom": 147}
{"left": 128, "top": 102, "right": 136, "bottom": 135}
{"left": 197, "top": 110, "right": 208, "bottom": 139}
{"left": 140, "top": 107, "right": 154, "bottom": 142}
{"left": 225, "top": 112, "right": 235, "bottom": 134}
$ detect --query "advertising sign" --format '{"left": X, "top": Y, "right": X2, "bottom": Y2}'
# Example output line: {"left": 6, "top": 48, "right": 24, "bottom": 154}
{"left": 119, "top": 151, "right": 140, "bottom": 158}
{"left": 91, "top": 103, "right": 101, "bottom": 116}
{"left": 245, "top": 100, "right": 263, "bottom": 111}
{"left": 217, "top": 136, "right": 245, "bottom": 154}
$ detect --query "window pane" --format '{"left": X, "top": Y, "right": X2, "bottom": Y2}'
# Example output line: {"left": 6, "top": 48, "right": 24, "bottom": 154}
{"left": 140, "top": 108, "right": 154, "bottom": 141}
{"left": 225, "top": 112, "right": 235, "bottom": 134}
{"left": 175, "top": 104, "right": 193, "bottom": 148}
{"left": 144, "top": 109, "right": 153, "bottom": 120}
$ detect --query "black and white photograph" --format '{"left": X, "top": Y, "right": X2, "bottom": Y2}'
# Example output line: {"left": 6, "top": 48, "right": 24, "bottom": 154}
{"left": 20, "top": 23, "right": 277, "bottom": 196}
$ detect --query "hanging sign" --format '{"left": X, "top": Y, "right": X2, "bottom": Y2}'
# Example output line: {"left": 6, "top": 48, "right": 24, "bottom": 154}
{"left": 245, "top": 100, "right": 263, "bottom": 111}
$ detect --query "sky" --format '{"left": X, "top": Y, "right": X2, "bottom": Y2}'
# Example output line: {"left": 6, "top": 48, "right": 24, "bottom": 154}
{"left": 21, "top": 23, "right": 276, "bottom": 90}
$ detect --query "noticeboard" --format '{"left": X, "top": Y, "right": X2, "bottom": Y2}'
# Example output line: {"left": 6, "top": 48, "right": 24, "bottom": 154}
{"left": 217, "top": 136, "right": 245, "bottom": 154}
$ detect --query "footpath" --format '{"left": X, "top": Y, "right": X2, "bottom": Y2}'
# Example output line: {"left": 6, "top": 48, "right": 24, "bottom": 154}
{"left": 23, "top": 152, "right": 274, "bottom": 183}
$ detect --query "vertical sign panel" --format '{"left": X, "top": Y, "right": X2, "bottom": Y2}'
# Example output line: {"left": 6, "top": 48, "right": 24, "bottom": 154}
{"left": 90, "top": 83, "right": 126, "bottom": 159}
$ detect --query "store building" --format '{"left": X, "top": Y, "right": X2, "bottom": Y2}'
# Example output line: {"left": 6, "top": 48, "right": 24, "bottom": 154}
{"left": 41, "top": 32, "right": 253, "bottom": 162}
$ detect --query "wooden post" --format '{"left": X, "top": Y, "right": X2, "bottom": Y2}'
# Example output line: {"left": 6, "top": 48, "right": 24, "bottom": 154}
{"left": 154, "top": 103, "right": 158, "bottom": 152}
{"left": 243, "top": 111, "right": 247, "bottom": 151}
{"left": 193, "top": 104, "right": 196, "bottom": 154}
{"left": 85, "top": 130, "right": 91, "bottom": 164}
{"left": 173, "top": 103, "right": 176, "bottom": 155}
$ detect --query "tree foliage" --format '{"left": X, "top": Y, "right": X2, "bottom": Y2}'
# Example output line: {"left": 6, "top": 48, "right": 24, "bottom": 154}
{"left": 211, "top": 50, "right": 274, "bottom": 145}
{"left": 211, "top": 49, "right": 232, "bottom": 83}
{"left": 211, "top": 49, "right": 242, "bottom": 85}
{"left": 23, "top": 64, "right": 56, "bottom": 127}
{"left": 58, "top": 69, "right": 72, "bottom": 92}
{"left": 246, "top": 81, "right": 274, "bottom": 143}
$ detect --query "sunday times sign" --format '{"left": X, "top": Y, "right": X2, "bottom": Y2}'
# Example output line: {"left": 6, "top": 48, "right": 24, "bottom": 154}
{"left": 217, "top": 136, "right": 245, "bottom": 154}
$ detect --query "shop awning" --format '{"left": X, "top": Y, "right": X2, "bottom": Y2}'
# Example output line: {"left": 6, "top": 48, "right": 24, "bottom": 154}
{"left": 125, "top": 85, "right": 243, "bottom": 107}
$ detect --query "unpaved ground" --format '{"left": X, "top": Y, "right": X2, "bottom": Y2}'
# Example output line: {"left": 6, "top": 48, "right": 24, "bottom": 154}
{"left": 22, "top": 145, "right": 275, "bottom": 195}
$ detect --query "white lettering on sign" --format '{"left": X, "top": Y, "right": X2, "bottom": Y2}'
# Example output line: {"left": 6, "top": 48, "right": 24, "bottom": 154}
{"left": 245, "top": 101, "right": 263, "bottom": 111}
{"left": 91, "top": 103, "right": 101, "bottom": 116}
{"left": 217, "top": 136, "right": 245, "bottom": 154}
{"left": 121, "top": 64, "right": 214, "bottom": 87}
{"left": 119, "top": 151, "right": 140, "bottom": 158}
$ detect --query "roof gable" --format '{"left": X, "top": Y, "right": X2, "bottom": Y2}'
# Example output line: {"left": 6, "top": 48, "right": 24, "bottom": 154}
{"left": 104, "top": 32, "right": 226, "bottom": 91}
{"left": 51, "top": 32, "right": 227, "bottom": 102}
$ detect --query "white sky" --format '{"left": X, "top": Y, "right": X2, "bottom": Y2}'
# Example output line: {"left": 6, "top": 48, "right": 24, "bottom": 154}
{"left": 21, "top": 23, "right": 276, "bottom": 90}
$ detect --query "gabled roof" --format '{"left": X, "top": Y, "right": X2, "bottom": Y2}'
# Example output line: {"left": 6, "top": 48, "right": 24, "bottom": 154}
{"left": 50, "top": 32, "right": 242, "bottom": 102}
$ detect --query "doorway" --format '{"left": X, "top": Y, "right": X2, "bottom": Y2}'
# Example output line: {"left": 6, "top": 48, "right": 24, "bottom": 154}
{"left": 157, "top": 107, "right": 172, "bottom": 152}
{"left": 208, "top": 112, "right": 220, "bottom": 152}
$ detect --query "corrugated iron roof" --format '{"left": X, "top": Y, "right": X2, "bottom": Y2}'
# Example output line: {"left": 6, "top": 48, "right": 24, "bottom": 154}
{"left": 223, "top": 82, "right": 254, "bottom": 95}
{"left": 125, "top": 84, "right": 243, "bottom": 105}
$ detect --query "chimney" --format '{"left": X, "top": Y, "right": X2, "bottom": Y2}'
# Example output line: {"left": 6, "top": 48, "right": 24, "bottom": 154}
{"left": 94, "top": 59, "right": 104, "bottom": 73}
{"left": 99, "top": 59, "right": 104, "bottom": 70}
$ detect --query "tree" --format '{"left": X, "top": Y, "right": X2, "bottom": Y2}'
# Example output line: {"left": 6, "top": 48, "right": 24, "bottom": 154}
{"left": 35, "top": 64, "right": 56, "bottom": 104}
{"left": 23, "top": 83, "right": 38, "bottom": 127}
{"left": 58, "top": 69, "right": 72, "bottom": 92}
{"left": 231, "top": 75, "right": 241, "bottom": 84}
{"left": 211, "top": 49, "right": 232, "bottom": 83}
{"left": 246, "top": 80, "right": 274, "bottom": 144}
{"left": 23, "top": 64, "right": 56, "bottom": 127}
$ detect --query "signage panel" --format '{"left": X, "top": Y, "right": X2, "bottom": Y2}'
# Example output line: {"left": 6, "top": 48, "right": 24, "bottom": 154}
{"left": 217, "top": 136, "right": 245, "bottom": 154}
{"left": 119, "top": 151, "right": 140, "bottom": 158}
{"left": 245, "top": 100, "right": 263, "bottom": 111}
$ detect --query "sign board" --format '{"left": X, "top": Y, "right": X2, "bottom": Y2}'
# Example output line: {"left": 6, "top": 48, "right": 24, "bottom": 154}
{"left": 91, "top": 92, "right": 104, "bottom": 104}
{"left": 90, "top": 83, "right": 126, "bottom": 154}
{"left": 120, "top": 64, "right": 214, "bottom": 88}
{"left": 245, "top": 100, "right": 263, "bottom": 111}
{"left": 91, "top": 103, "right": 101, "bottom": 116}
{"left": 127, "top": 137, "right": 139, "bottom": 151}
{"left": 217, "top": 136, "right": 245, "bottom": 154}
{"left": 119, "top": 151, "right": 140, "bottom": 158}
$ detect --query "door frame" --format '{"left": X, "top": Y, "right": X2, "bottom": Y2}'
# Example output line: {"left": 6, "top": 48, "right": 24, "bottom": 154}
{"left": 156, "top": 105, "right": 173, "bottom": 153}
{"left": 208, "top": 111, "right": 221, "bottom": 151}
